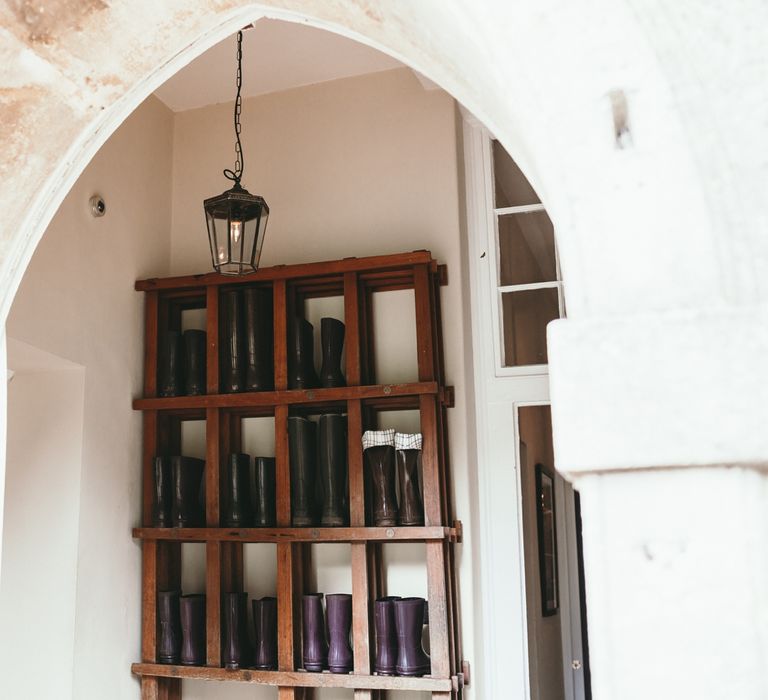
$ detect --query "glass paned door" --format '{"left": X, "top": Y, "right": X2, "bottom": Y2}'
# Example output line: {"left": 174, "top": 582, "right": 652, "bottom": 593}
{"left": 491, "top": 141, "right": 564, "bottom": 370}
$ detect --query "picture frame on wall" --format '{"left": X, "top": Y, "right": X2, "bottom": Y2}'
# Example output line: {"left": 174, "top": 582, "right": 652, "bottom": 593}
{"left": 535, "top": 463, "right": 559, "bottom": 616}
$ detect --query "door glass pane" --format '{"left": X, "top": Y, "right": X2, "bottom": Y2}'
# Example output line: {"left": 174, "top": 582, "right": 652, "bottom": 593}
{"left": 493, "top": 140, "right": 540, "bottom": 208}
{"left": 501, "top": 288, "right": 559, "bottom": 366}
{"left": 498, "top": 211, "right": 557, "bottom": 286}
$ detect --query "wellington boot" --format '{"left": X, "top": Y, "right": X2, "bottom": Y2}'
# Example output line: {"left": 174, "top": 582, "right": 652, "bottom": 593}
{"left": 288, "top": 417, "right": 317, "bottom": 526}
{"left": 244, "top": 288, "right": 274, "bottom": 391}
{"left": 320, "top": 317, "right": 346, "bottom": 388}
{"left": 319, "top": 414, "right": 348, "bottom": 526}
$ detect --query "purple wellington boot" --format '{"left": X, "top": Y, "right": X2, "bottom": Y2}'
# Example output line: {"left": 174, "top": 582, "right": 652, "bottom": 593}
{"left": 180, "top": 594, "right": 206, "bottom": 666}
{"left": 302, "top": 593, "right": 328, "bottom": 672}
{"left": 374, "top": 596, "right": 401, "bottom": 675}
{"left": 326, "top": 594, "right": 353, "bottom": 673}
{"left": 252, "top": 597, "right": 278, "bottom": 670}
{"left": 394, "top": 597, "right": 431, "bottom": 677}
{"left": 158, "top": 589, "right": 181, "bottom": 664}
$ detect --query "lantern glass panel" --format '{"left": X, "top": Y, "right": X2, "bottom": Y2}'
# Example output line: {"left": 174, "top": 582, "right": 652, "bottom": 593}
{"left": 204, "top": 188, "right": 269, "bottom": 275}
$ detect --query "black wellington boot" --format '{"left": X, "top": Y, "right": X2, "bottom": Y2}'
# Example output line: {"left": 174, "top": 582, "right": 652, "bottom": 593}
{"left": 288, "top": 317, "right": 319, "bottom": 389}
{"left": 250, "top": 457, "right": 276, "bottom": 527}
{"left": 244, "top": 288, "right": 274, "bottom": 391}
{"left": 362, "top": 430, "right": 399, "bottom": 527}
{"left": 171, "top": 457, "right": 206, "bottom": 527}
{"left": 180, "top": 594, "right": 206, "bottom": 666}
{"left": 159, "top": 330, "right": 184, "bottom": 397}
{"left": 395, "top": 433, "right": 425, "bottom": 526}
{"left": 393, "top": 597, "right": 431, "bottom": 677}
{"left": 288, "top": 417, "right": 317, "bottom": 527}
{"left": 223, "top": 290, "right": 245, "bottom": 393}
{"left": 319, "top": 414, "right": 348, "bottom": 527}
{"left": 320, "top": 318, "right": 346, "bottom": 388}
{"left": 224, "top": 453, "right": 252, "bottom": 527}
{"left": 158, "top": 589, "right": 182, "bottom": 664}
{"left": 223, "top": 592, "right": 250, "bottom": 670}
{"left": 183, "top": 329, "right": 207, "bottom": 396}
{"left": 152, "top": 456, "right": 172, "bottom": 527}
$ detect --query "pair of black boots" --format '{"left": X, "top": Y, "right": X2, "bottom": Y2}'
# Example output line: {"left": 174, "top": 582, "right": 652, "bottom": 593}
{"left": 362, "top": 430, "right": 425, "bottom": 527}
{"left": 153, "top": 456, "right": 206, "bottom": 527}
{"left": 158, "top": 591, "right": 206, "bottom": 666}
{"left": 159, "top": 329, "right": 206, "bottom": 397}
{"left": 222, "top": 288, "right": 274, "bottom": 393}
{"left": 223, "top": 454, "right": 276, "bottom": 527}
{"left": 302, "top": 593, "right": 353, "bottom": 674}
{"left": 222, "top": 593, "right": 278, "bottom": 671}
{"left": 289, "top": 414, "right": 348, "bottom": 527}
{"left": 374, "top": 596, "right": 431, "bottom": 677}
{"left": 290, "top": 317, "right": 346, "bottom": 389}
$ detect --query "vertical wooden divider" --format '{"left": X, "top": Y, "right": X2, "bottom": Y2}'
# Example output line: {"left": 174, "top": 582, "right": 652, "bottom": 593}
{"left": 141, "top": 292, "right": 161, "bottom": 666}
{"left": 431, "top": 269, "right": 461, "bottom": 679}
{"left": 205, "top": 284, "right": 223, "bottom": 667}
{"left": 205, "top": 407, "right": 222, "bottom": 667}
{"left": 345, "top": 271, "right": 376, "bottom": 698}
{"left": 415, "top": 267, "right": 452, "bottom": 698}
{"left": 142, "top": 291, "right": 181, "bottom": 698}
{"left": 274, "top": 279, "right": 300, "bottom": 699}
{"left": 414, "top": 264, "right": 436, "bottom": 383}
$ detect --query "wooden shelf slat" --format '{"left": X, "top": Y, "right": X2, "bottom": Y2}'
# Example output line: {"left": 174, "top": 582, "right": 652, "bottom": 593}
{"left": 132, "top": 382, "right": 438, "bottom": 411}
{"left": 135, "top": 251, "right": 436, "bottom": 291}
{"left": 131, "top": 663, "right": 455, "bottom": 692}
{"left": 132, "top": 525, "right": 458, "bottom": 543}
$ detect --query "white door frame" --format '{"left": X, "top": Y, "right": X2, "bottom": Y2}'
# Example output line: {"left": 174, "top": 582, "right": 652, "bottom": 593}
{"left": 462, "top": 109, "right": 586, "bottom": 700}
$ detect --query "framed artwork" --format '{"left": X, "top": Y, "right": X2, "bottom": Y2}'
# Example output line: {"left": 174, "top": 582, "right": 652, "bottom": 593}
{"left": 535, "top": 463, "right": 559, "bottom": 616}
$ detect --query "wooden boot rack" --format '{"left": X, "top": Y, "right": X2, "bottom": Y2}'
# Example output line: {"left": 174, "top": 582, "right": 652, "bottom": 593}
{"left": 131, "top": 251, "right": 465, "bottom": 699}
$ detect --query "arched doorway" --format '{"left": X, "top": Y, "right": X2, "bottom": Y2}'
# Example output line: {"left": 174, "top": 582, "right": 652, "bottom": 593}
{"left": 3, "top": 3, "right": 767, "bottom": 700}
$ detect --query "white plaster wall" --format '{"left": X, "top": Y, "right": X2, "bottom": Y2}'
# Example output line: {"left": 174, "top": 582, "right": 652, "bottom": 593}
{"left": 0, "top": 348, "right": 85, "bottom": 699}
{"left": 3, "top": 96, "right": 174, "bottom": 699}
{"left": 170, "top": 68, "right": 473, "bottom": 700}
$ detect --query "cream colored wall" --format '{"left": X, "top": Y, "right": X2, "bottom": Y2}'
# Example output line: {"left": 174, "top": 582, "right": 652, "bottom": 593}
{"left": 3, "top": 67, "right": 474, "bottom": 700}
{"left": 4, "top": 95, "right": 174, "bottom": 699}
{"left": 1, "top": 346, "right": 85, "bottom": 699}
{"left": 170, "top": 68, "right": 474, "bottom": 700}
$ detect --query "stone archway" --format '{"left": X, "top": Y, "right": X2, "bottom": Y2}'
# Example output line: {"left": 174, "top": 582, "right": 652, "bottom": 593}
{"left": 3, "top": 3, "right": 768, "bottom": 699}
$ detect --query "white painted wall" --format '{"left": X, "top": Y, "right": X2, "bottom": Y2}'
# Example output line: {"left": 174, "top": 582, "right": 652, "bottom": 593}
{"left": 170, "top": 67, "right": 474, "bottom": 700}
{"left": 3, "top": 96, "right": 174, "bottom": 699}
{"left": 0, "top": 342, "right": 85, "bottom": 699}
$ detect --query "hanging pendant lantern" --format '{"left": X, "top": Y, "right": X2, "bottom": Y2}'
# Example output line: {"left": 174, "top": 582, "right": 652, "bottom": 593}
{"left": 205, "top": 30, "right": 269, "bottom": 275}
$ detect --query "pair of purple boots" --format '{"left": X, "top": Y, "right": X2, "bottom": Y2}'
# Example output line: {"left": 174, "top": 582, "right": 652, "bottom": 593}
{"left": 302, "top": 593, "right": 353, "bottom": 673}
{"left": 223, "top": 593, "right": 278, "bottom": 671}
{"left": 158, "top": 591, "right": 206, "bottom": 666}
{"left": 375, "top": 596, "right": 431, "bottom": 677}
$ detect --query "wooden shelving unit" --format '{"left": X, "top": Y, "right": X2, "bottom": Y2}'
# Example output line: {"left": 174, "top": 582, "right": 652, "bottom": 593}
{"left": 132, "top": 251, "right": 464, "bottom": 699}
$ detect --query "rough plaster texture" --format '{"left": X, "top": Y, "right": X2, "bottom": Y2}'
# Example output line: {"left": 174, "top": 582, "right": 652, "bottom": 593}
{"left": 3, "top": 1, "right": 768, "bottom": 699}
{"left": 578, "top": 467, "right": 768, "bottom": 700}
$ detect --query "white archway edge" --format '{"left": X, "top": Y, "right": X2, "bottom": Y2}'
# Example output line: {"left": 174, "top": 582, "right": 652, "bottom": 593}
{"left": 4, "top": 0, "right": 768, "bottom": 327}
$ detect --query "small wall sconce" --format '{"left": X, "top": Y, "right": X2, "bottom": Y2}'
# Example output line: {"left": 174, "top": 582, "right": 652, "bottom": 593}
{"left": 89, "top": 195, "right": 106, "bottom": 218}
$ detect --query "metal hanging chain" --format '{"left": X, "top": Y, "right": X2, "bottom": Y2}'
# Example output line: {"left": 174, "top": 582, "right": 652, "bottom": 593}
{"left": 223, "top": 30, "right": 244, "bottom": 186}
